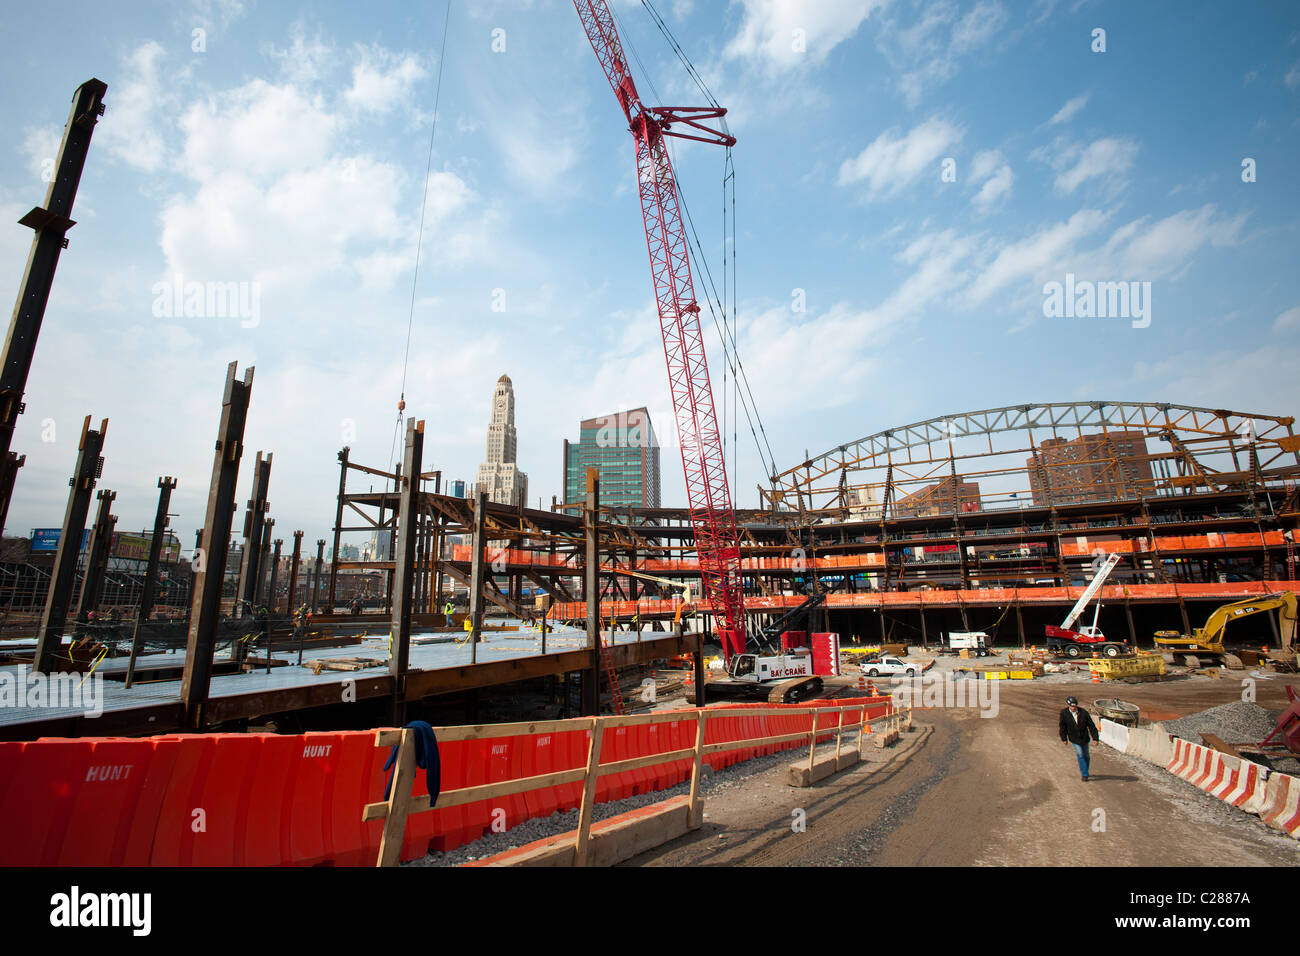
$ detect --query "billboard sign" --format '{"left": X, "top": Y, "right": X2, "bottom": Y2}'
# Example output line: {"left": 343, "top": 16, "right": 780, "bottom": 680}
{"left": 30, "top": 529, "right": 89, "bottom": 553}
{"left": 111, "top": 533, "right": 182, "bottom": 563}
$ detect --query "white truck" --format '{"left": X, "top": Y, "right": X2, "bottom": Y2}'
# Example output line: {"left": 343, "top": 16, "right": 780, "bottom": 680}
{"left": 859, "top": 655, "right": 919, "bottom": 678}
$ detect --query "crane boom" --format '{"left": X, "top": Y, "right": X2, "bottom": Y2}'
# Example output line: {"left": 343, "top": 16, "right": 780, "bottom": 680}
{"left": 1059, "top": 552, "right": 1120, "bottom": 630}
{"left": 573, "top": 0, "right": 746, "bottom": 659}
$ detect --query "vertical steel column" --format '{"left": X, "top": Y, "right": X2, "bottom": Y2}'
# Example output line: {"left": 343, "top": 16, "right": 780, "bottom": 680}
{"left": 126, "top": 476, "right": 176, "bottom": 687}
{"left": 583, "top": 467, "right": 600, "bottom": 716}
{"left": 74, "top": 488, "right": 117, "bottom": 634}
{"left": 181, "top": 362, "right": 253, "bottom": 726}
{"left": 328, "top": 447, "right": 348, "bottom": 611}
{"left": 312, "top": 539, "right": 325, "bottom": 613}
{"left": 468, "top": 491, "right": 488, "bottom": 662}
{"left": 266, "top": 536, "right": 282, "bottom": 611}
{"left": 33, "top": 415, "right": 107, "bottom": 673}
{"left": 391, "top": 419, "right": 424, "bottom": 723}
{"left": 287, "top": 530, "right": 303, "bottom": 614}
{"left": 0, "top": 79, "right": 107, "bottom": 537}
{"left": 236, "top": 452, "right": 272, "bottom": 618}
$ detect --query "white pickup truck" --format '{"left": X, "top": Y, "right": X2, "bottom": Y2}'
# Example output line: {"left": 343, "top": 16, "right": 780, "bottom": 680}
{"left": 859, "top": 656, "right": 919, "bottom": 678}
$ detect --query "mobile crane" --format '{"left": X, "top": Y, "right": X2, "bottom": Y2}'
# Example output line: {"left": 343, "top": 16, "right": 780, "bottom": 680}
{"left": 1045, "top": 552, "right": 1132, "bottom": 658}
{"left": 572, "top": 0, "right": 747, "bottom": 664}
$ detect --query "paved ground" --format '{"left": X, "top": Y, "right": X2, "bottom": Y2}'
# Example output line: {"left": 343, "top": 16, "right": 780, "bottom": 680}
{"left": 627, "top": 678, "right": 1300, "bottom": 866}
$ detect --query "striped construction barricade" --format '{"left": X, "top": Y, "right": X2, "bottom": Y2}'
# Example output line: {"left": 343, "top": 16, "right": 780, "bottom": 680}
{"left": 1216, "top": 758, "right": 1270, "bottom": 815}
{"left": 1258, "top": 772, "right": 1300, "bottom": 838}
{"left": 1167, "top": 738, "right": 1202, "bottom": 779}
{"left": 1190, "top": 750, "right": 1234, "bottom": 795}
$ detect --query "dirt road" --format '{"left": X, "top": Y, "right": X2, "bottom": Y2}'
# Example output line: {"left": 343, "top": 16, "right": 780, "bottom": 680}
{"left": 627, "top": 679, "right": 1300, "bottom": 866}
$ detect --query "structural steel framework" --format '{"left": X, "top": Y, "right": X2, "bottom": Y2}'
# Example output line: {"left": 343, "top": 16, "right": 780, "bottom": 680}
{"left": 764, "top": 402, "right": 1300, "bottom": 517}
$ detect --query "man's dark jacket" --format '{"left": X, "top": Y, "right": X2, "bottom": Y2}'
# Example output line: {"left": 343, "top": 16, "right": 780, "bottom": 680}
{"left": 1059, "top": 706, "right": 1100, "bottom": 745}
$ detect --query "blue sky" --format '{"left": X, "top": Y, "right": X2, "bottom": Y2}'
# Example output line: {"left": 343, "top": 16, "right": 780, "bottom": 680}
{"left": 0, "top": 0, "right": 1297, "bottom": 547}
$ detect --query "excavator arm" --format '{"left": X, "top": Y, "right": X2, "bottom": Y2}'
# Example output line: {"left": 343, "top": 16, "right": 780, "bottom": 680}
{"left": 1197, "top": 592, "right": 1296, "bottom": 649}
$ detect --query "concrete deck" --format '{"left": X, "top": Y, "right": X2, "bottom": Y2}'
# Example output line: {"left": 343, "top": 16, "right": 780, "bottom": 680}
{"left": 0, "top": 622, "right": 698, "bottom": 739}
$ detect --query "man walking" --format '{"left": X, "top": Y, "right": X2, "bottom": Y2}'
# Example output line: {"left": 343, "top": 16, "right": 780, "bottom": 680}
{"left": 1059, "top": 695, "right": 1100, "bottom": 781}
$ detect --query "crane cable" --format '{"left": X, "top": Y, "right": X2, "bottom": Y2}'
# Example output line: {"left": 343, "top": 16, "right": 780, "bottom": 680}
{"left": 389, "top": 0, "right": 454, "bottom": 476}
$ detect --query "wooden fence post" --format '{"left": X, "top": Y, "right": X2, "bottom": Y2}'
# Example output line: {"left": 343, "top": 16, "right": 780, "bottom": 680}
{"left": 806, "top": 709, "right": 819, "bottom": 773}
{"left": 574, "top": 716, "right": 605, "bottom": 865}
{"left": 688, "top": 710, "right": 708, "bottom": 828}
{"left": 376, "top": 728, "right": 417, "bottom": 868}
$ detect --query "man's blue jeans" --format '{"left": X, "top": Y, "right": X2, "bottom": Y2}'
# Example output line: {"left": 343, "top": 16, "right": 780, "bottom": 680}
{"left": 1071, "top": 741, "right": 1091, "bottom": 778}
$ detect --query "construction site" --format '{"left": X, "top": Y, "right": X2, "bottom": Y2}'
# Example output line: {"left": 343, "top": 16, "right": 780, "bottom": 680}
{"left": 0, "top": 0, "right": 1298, "bottom": 894}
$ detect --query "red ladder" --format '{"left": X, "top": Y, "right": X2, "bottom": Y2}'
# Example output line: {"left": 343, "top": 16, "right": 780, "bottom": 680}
{"left": 599, "top": 629, "right": 626, "bottom": 715}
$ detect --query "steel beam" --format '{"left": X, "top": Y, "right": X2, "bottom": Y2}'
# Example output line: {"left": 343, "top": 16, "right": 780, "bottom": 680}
{"left": 468, "top": 490, "right": 487, "bottom": 660}
{"left": 181, "top": 362, "right": 253, "bottom": 728}
{"left": 126, "top": 476, "right": 176, "bottom": 687}
{"left": 328, "top": 447, "right": 348, "bottom": 610}
{"left": 312, "top": 538, "right": 325, "bottom": 613}
{"left": 390, "top": 419, "right": 424, "bottom": 722}
{"left": 287, "top": 530, "right": 303, "bottom": 614}
{"left": 33, "top": 415, "right": 106, "bottom": 673}
{"left": 0, "top": 79, "right": 107, "bottom": 536}
{"left": 267, "top": 536, "right": 282, "bottom": 612}
{"left": 583, "top": 467, "right": 600, "bottom": 716}
{"left": 236, "top": 452, "right": 272, "bottom": 619}
{"left": 74, "top": 487, "right": 117, "bottom": 635}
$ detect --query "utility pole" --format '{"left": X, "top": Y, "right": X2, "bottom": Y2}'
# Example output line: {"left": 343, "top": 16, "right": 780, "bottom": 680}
{"left": 0, "top": 80, "right": 107, "bottom": 535}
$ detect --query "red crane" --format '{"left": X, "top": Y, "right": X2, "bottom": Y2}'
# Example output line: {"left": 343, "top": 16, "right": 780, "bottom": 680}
{"left": 572, "top": 0, "right": 746, "bottom": 660}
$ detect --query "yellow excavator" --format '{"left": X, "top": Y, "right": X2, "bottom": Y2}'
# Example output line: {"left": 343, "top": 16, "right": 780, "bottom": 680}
{"left": 1155, "top": 591, "right": 1297, "bottom": 668}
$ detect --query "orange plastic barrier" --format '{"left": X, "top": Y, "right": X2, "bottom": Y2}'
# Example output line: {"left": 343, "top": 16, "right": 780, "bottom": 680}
{"left": 0, "top": 698, "right": 897, "bottom": 867}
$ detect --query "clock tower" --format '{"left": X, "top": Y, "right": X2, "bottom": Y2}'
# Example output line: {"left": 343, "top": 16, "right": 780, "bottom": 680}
{"left": 475, "top": 374, "right": 528, "bottom": 507}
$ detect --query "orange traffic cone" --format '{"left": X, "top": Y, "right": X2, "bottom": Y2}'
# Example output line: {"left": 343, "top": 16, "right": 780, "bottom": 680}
{"left": 1091, "top": 670, "right": 1101, "bottom": 684}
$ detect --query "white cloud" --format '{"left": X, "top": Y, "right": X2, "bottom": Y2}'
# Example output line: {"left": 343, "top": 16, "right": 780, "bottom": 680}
{"left": 21, "top": 125, "right": 61, "bottom": 180}
{"left": 1274, "top": 306, "right": 1300, "bottom": 332}
{"left": 837, "top": 117, "right": 962, "bottom": 199}
{"left": 267, "top": 24, "right": 335, "bottom": 84}
{"left": 968, "top": 203, "right": 1244, "bottom": 307}
{"left": 1049, "top": 91, "right": 1089, "bottom": 125}
{"left": 344, "top": 46, "right": 428, "bottom": 114}
{"left": 971, "top": 154, "right": 1013, "bottom": 208}
{"left": 1034, "top": 135, "right": 1138, "bottom": 194}
{"left": 883, "top": 0, "right": 1008, "bottom": 106}
{"left": 725, "top": 0, "right": 885, "bottom": 73}
{"left": 161, "top": 71, "right": 480, "bottom": 295}
{"left": 180, "top": 80, "right": 338, "bottom": 182}
{"left": 968, "top": 208, "right": 1108, "bottom": 303}
{"left": 98, "top": 42, "right": 170, "bottom": 172}
{"left": 1285, "top": 62, "right": 1300, "bottom": 90}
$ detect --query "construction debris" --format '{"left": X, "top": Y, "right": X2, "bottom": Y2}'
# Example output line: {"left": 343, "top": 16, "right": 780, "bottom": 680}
{"left": 307, "top": 657, "right": 388, "bottom": 675}
{"left": 1164, "top": 701, "right": 1280, "bottom": 747}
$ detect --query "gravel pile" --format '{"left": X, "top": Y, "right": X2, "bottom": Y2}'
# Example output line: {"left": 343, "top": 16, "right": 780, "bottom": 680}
{"left": 406, "top": 747, "right": 799, "bottom": 868}
{"left": 1164, "top": 700, "right": 1280, "bottom": 745}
